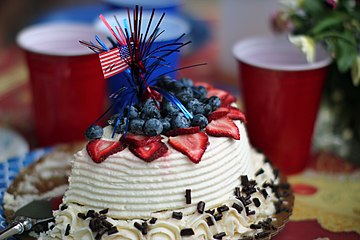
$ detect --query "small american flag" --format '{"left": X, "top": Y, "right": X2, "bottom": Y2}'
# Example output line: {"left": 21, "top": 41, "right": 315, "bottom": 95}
{"left": 99, "top": 46, "right": 131, "bottom": 79}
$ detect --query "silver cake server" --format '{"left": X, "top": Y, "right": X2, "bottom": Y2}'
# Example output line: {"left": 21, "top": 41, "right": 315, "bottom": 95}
{"left": 0, "top": 198, "right": 58, "bottom": 239}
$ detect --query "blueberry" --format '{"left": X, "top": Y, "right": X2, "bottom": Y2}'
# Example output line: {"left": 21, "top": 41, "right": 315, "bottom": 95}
{"left": 203, "top": 104, "right": 213, "bottom": 116}
{"left": 85, "top": 125, "right": 103, "bottom": 140}
{"left": 193, "top": 103, "right": 205, "bottom": 115}
{"left": 162, "top": 101, "right": 180, "bottom": 117}
{"left": 144, "top": 118, "right": 163, "bottom": 136}
{"left": 176, "top": 87, "right": 193, "bottom": 98}
{"left": 125, "top": 105, "right": 139, "bottom": 119}
{"left": 191, "top": 114, "right": 208, "bottom": 129}
{"left": 171, "top": 113, "right": 190, "bottom": 129}
{"left": 205, "top": 96, "right": 221, "bottom": 111}
{"left": 141, "top": 104, "right": 161, "bottom": 119}
{"left": 108, "top": 114, "right": 120, "bottom": 126}
{"left": 129, "top": 118, "right": 145, "bottom": 134}
{"left": 160, "top": 118, "right": 171, "bottom": 133}
{"left": 169, "top": 81, "right": 184, "bottom": 92}
{"left": 186, "top": 98, "right": 201, "bottom": 114}
{"left": 177, "top": 93, "right": 193, "bottom": 105}
{"left": 179, "top": 77, "right": 194, "bottom": 87}
{"left": 156, "top": 75, "right": 175, "bottom": 88}
{"left": 193, "top": 86, "right": 207, "bottom": 99}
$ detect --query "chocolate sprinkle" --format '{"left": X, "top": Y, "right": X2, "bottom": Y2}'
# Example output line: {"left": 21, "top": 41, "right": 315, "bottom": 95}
{"left": 185, "top": 189, "right": 191, "bottom": 204}
{"left": 234, "top": 187, "right": 240, "bottom": 197}
{"left": 99, "top": 208, "right": 109, "bottom": 214}
{"left": 214, "top": 213, "right": 223, "bottom": 221}
{"left": 180, "top": 228, "right": 195, "bottom": 236}
{"left": 172, "top": 211, "right": 183, "bottom": 220}
{"left": 255, "top": 168, "right": 264, "bottom": 176}
{"left": 197, "top": 201, "right": 205, "bottom": 214}
{"left": 107, "top": 226, "right": 118, "bottom": 235}
{"left": 245, "top": 207, "right": 255, "bottom": 216}
{"left": 217, "top": 205, "right": 229, "bottom": 213}
{"left": 64, "top": 224, "right": 71, "bottom": 236}
{"left": 241, "top": 236, "right": 253, "bottom": 240}
{"left": 261, "top": 189, "right": 268, "bottom": 199}
{"left": 241, "top": 175, "right": 249, "bottom": 186}
{"left": 255, "top": 231, "right": 270, "bottom": 239}
{"left": 134, "top": 222, "right": 143, "bottom": 231}
{"left": 142, "top": 222, "right": 148, "bottom": 235}
{"left": 102, "top": 219, "right": 113, "bottom": 229}
{"left": 86, "top": 210, "right": 96, "bottom": 218}
{"left": 89, "top": 218, "right": 102, "bottom": 232}
{"left": 60, "top": 204, "right": 68, "bottom": 211}
{"left": 253, "top": 198, "right": 261, "bottom": 207}
{"left": 77, "top": 212, "right": 87, "bottom": 220}
{"left": 206, "top": 216, "right": 214, "bottom": 226}
{"left": 250, "top": 223, "right": 261, "bottom": 229}
{"left": 205, "top": 209, "right": 215, "bottom": 215}
{"left": 232, "top": 203, "right": 243, "bottom": 213}
{"left": 149, "top": 217, "right": 157, "bottom": 224}
{"left": 213, "top": 232, "right": 226, "bottom": 239}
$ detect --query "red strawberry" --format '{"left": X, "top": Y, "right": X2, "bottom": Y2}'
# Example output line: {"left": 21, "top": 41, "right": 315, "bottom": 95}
{"left": 207, "top": 107, "right": 230, "bottom": 122}
{"left": 207, "top": 88, "right": 229, "bottom": 100}
{"left": 86, "top": 139, "right": 126, "bottom": 163}
{"left": 168, "top": 132, "right": 209, "bottom": 163}
{"left": 227, "top": 107, "right": 247, "bottom": 123}
{"left": 206, "top": 117, "right": 240, "bottom": 140}
{"left": 221, "top": 94, "right": 237, "bottom": 107}
{"left": 129, "top": 141, "right": 168, "bottom": 162}
{"left": 121, "top": 133, "right": 162, "bottom": 147}
{"left": 166, "top": 126, "right": 200, "bottom": 136}
{"left": 193, "top": 81, "right": 214, "bottom": 90}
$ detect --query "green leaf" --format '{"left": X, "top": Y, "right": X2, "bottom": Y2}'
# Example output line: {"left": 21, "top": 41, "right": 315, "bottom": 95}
{"left": 302, "top": 0, "right": 325, "bottom": 16}
{"left": 311, "top": 13, "right": 348, "bottom": 34}
{"left": 335, "top": 37, "right": 357, "bottom": 73}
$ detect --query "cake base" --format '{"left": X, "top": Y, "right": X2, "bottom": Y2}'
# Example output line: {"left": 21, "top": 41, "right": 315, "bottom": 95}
{"left": 2, "top": 143, "right": 293, "bottom": 240}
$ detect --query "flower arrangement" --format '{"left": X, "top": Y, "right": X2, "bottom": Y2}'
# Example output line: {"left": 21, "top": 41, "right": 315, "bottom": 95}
{"left": 273, "top": 0, "right": 360, "bottom": 85}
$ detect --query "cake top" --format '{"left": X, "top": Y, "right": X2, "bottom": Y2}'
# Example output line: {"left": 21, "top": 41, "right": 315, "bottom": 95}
{"left": 81, "top": 6, "right": 246, "bottom": 165}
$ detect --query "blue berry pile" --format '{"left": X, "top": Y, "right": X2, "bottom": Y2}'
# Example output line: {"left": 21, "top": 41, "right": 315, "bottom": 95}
{"left": 108, "top": 76, "right": 221, "bottom": 136}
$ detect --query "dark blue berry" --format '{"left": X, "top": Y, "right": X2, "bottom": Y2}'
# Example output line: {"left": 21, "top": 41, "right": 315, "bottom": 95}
{"left": 176, "top": 87, "right": 193, "bottom": 98}
{"left": 85, "top": 125, "right": 103, "bottom": 140}
{"left": 203, "top": 104, "right": 212, "bottom": 116}
{"left": 144, "top": 118, "right": 163, "bottom": 136}
{"left": 205, "top": 96, "right": 221, "bottom": 111}
{"left": 177, "top": 93, "right": 193, "bottom": 105}
{"left": 169, "top": 81, "right": 184, "bottom": 92}
{"left": 179, "top": 77, "right": 194, "bottom": 87}
{"left": 193, "top": 103, "right": 205, "bottom": 115}
{"left": 141, "top": 104, "right": 161, "bottom": 119}
{"left": 156, "top": 75, "right": 175, "bottom": 88}
{"left": 126, "top": 106, "right": 139, "bottom": 119}
{"left": 162, "top": 101, "right": 180, "bottom": 117}
{"left": 193, "top": 86, "right": 207, "bottom": 99}
{"left": 191, "top": 114, "right": 208, "bottom": 129}
{"left": 108, "top": 114, "right": 120, "bottom": 126}
{"left": 129, "top": 118, "right": 145, "bottom": 134}
{"left": 186, "top": 98, "right": 201, "bottom": 114}
{"left": 171, "top": 113, "right": 190, "bottom": 129}
{"left": 160, "top": 118, "right": 171, "bottom": 133}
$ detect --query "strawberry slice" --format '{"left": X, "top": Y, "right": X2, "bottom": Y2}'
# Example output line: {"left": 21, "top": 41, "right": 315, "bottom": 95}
{"left": 227, "top": 107, "right": 247, "bottom": 123}
{"left": 129, "top": 141, "right": 168, "bottom": 162}
{"left": 168, "top": 132, "right": 209, "bottom": 163}
{"left": 121, "top": 133, "right": 163, "bottom": 147}
{"left": 166, "top": 126, "right": 200, "bottom": 136}
{"left": 86, "top": 139, "right": 126, "bottom": 163}
{"left": 207, "top": 88, "right": 229, "bottom": 100}
{"left": 207, "top": 107, "right": 230, "bottom": 122}
{"left": 206, "top": 117, "right": 240, "bottom": 140}
{"left": 221, "top": 94, "right": 237, "bottom": 107}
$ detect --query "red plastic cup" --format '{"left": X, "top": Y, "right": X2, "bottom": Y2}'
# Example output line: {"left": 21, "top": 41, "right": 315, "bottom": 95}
{"left": 17, "top": 23, "right": 107, "bottom": 146}
{"left": 233, "top": 37, "right": 331, "bottom": 175}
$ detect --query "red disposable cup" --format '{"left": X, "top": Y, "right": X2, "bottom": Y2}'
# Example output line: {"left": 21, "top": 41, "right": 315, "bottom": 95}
{"left": 17, "top": 23, "right": 107, "bottom": 146}
{"left": 233, "top": 37, "right": 331, "bottom": 175}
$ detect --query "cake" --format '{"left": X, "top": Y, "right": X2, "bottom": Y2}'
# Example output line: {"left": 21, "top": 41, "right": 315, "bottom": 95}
{"left": 3, "top": 7, "right": 293, "bottom": 239}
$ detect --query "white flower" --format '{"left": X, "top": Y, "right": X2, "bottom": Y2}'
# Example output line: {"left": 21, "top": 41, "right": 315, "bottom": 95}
{"left": 288, "top": 35, "right": 316, "bottom": 63}
{"left": 351, "top": 55, "right": 360, "bottom": 86}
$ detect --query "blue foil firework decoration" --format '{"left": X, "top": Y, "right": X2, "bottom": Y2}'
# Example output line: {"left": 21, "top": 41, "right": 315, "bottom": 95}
{"left": 81, "top": 6, "right": 206, "bottom": 136}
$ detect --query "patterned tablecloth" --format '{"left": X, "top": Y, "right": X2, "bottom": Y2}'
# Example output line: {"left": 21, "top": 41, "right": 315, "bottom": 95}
{"left": 1, "top": 37, "right": 359, "bottom": 240}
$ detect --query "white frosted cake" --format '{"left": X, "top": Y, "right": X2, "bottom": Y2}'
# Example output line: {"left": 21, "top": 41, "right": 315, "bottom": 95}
{"left": 36, "top": 79, "right": 289, "bottom": 240}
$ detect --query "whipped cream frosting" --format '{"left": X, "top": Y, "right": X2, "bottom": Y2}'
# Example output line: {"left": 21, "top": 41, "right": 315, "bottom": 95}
{"left": 40, "top": 121, "right": 280, "bottom": 239}
{"left": 63, "top": 121, "right": 252, "bottom": 219}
